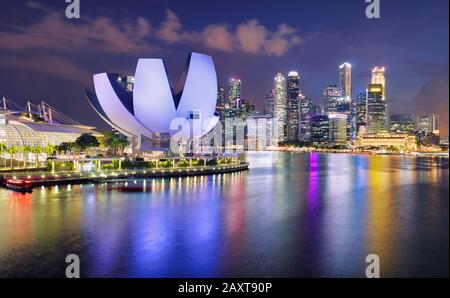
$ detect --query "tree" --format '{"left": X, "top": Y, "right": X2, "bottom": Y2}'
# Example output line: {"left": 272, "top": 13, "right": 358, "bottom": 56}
{"left": 0, "top": 143, "right": 7, "bottom": 169}
{"left": 31, "top": 146, "right": 43, "bottom": 167}
{"left": 100, "top": 130, "right": 129, "bottom": 156}
{"left": 21, "top": 145, "right": 32, "bottom": 168}
{"left": 7, "top": 146, "right": 19, "bottom": 169}
{"left": 44, "top": 144, "right": 56, "bottom": 158}
{"left": 75, "top": 133, "right": 99, "bottom": 151}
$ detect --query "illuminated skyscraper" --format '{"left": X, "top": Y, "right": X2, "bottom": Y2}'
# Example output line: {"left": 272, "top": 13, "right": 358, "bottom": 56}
{"left": 228, "top": 78, "right": 241, "bottom": 107}
{"left": 371, "top": 66, "right": 386, "bottom": 101}
{"left": 264, "top": 90, "right": 275, "bottom": 116}
{"left": 323, "top": 85, "right": 342, "bottom": 113}
{"left": 339, "top": 62, "right": 352, "bottom": 100}
{"left": 356, "top": 91, "right": 367, "bottom": 135}
{"left": 311, "top": 115, "right": 329, "bottom": 145}
{"left": 299, "top": 96, "right": 313, "bottom": 143}
{"left": 217, "top": 84, "right": 226, "bottom": 108}
{"left": 366, "top": 84, "right": 386, "bottom": 133}
{"left": 328, "top": 112, "right": 348, "bottom": 145}
{"left": 418, "top": 114, "right": 440, "bottom": 135}
{"left": 287, "top": 71, "right": 300, "bottom": 141}
{"left": 274, "top": 73, "right": 287, "bottom": 144}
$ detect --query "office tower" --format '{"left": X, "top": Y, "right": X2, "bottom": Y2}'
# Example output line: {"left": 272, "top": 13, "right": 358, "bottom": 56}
{"left": 366, "top": 84, "right": 386, "bottom": 133}
{"left": 299, "top": 96, "right": 313, "bottom": 143}
{"left": 273, "top": 73, "right": 287, "bottom": 144}
{"left": 287, "top": 71, "right": 300, "bottom": 141}
{"left": 339, "top": 62, "right": 352, "bottom": 100}
{"left": 217, "top": 84, "right": 226, "bottom": 108}
{"left": 323, "top": 85, "right": 342, "bottom": 113}
{"left": 264, "top": 90, "right": 275, "bottom": 116}
{"left": 311, "top": 115, "right": 329, "bottom": 145}
{"left": 390, "top": 113, "right": 415, "bottom": 134}
{"left": 356, "top": 91, "right": 367, "bottom": 135}
{"left": 312, "top": 104, "right": 325, "bottom": 116}
{"left": 418, "top": 114, "right": 440, "bottom": 135}
{"left": 371, "top": 66, "right": 386, "bottom": 101}
{"left": 228, "top": 78, "right": 241, "bottom": 107}
{"left": 432, "top": 114, "right": 440, "bottom": 135}
{"left": 328, "top": 112, "right": 348, "bottom": 145}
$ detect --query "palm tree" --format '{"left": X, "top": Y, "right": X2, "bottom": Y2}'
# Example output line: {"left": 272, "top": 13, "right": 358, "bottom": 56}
{"left": 44, "top": 144, "right": 56, "bottom": 157}
{"left": 0, "top": 143, "right": 7, "bottom": 169}
{"left": 31, "top": 146, "right": 43, "bottom": 168}
{"left": 7, "top": 146, "right": 19, "bottom": 169}
{"left": 21, "top": 145, "right": 32, "bottom": 168}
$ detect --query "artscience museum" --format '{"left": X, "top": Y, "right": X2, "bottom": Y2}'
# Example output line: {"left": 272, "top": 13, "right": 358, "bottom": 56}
{"left": 85, "top": 52, "right": 220, "bottom": 151}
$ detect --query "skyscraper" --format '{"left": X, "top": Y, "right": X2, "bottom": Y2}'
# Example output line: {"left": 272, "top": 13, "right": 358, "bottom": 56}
{"left": 287, "top": 71, "right": 300, "bottom": 141}
{"left": 371, "top": 66, "right": 386, "bottom": 101}
{"left": 228, "top": 78, "right": 241, "bottom": 107}
{"left": 366, "top": 84, "right": 386, "bottom": 133}
{"left": 299, "top": 96, "right": 313, "bottom": 143}
{"left": 323, "top": 85, "right": 342, "bottom": 113}
{"left": 264, "top": 90, "right": 275, "bottom": 116}
{"left": 371, "top": 66, "right": 388, "bottom": 129}
{"left": 418, "top": 114, "right": 440, "bottom": 135}
{"left": 356, "top": 91, "right": 367, "bottom": 135}
{"left": 339, "top": 62, "right": 352, "bottom": 100}
{"left": 217, "top": 84, "right": 226, "bottom": 108}
{"left": 311, "top": 115, "right": 329, "bottom": 145}
{"left": 273, "top": 73, "right": 287, "bottom": 144}
{"left": 328, "top": 112, "right": 348, "bottom": 145}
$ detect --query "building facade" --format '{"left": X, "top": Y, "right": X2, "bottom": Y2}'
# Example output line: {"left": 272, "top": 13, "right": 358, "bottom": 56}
{"left": 323, "top": 85, "right": 342, "bottom": 113}
{"left": 311, "top": 115, "right": 329, "bottom": 145}
{"left": 328, "top": 112, "right": 348, "bottom": 145}
{"left": 273, "top": 73, "right": 287, "bottom": 144}
{"left": 264, "top": 90, "right": 275, "bottom": 116}
{"left": 356, "top": 91, "right": 367, "bottom": 135}
{"left": 390, "top": 113, "right": 415, "bottom": 134}
{"left": 366, "top": 84, "right": 386, "bottom": 133}
{"left": 339, "top": 62, "right": 352, "bottom": 100}
{"left": 287, "top": 71, "right": 300, "bottom": 142}
{"left": 299, "top": 96, "right": 313, "bottom": 143}
{"left": 228, "top": 78, "right": 241, "bottom": 108}
{"left": 355, "top": 132, "right": 417, "bottom": 152}
{"left": 418, "top": 114, "right": 439, "bottom": 135}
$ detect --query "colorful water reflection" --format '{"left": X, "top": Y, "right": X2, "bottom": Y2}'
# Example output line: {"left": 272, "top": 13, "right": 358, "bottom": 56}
{"left": 0, "top": 152, "right": 448, "bottom": 277}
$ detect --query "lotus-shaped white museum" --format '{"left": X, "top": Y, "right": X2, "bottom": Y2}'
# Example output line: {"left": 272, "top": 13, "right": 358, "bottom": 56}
{"left": 85, "top": 52, "right": 219, "bottom": 150}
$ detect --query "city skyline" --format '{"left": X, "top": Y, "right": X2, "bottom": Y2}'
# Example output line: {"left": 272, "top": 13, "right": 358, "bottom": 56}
{"left": 0, "top": 0, "right": 448, "bottom": 136}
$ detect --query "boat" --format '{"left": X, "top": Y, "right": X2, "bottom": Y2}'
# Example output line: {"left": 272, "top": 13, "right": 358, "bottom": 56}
{"left": 108, "top": 183, "right": 151, "bottom": 192}
{"left": 5, "top": 179, "right": 33, "bottom": 193}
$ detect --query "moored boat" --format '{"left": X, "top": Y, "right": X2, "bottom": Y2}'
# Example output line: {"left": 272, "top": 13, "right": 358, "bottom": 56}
{"left": 5, "top": 179, "right": 33, "bottom": 193}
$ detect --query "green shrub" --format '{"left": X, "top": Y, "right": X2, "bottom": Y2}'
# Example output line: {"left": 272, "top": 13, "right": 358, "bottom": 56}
{"left": 178, "top": 159, "right": 189, "bottom": 167}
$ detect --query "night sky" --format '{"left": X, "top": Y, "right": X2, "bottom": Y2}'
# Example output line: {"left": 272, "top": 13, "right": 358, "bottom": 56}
{"left": 0, "top": 0, "right": 448, "bottom": 135}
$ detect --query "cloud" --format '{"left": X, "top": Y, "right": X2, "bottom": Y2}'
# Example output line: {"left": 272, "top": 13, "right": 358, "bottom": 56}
{"left": 202, "top": 24, "right": 234, "bottom": 52}
{"left": 155, "top": 10, "right": 200, "bottom": 43}
{"left": 25, "top": 1, "right": 52, "bottom": 12}
{"left": 152, "top": 10, "right": 301, "bottom": 56}
{"left": 0, "top": 8, "right": 300, "bottom": 57}
{"left": 0, "top": 54, "right": 91, "bottom": 85}
{"left": 0, "top": 12, "right": 156, "bottom": 54}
